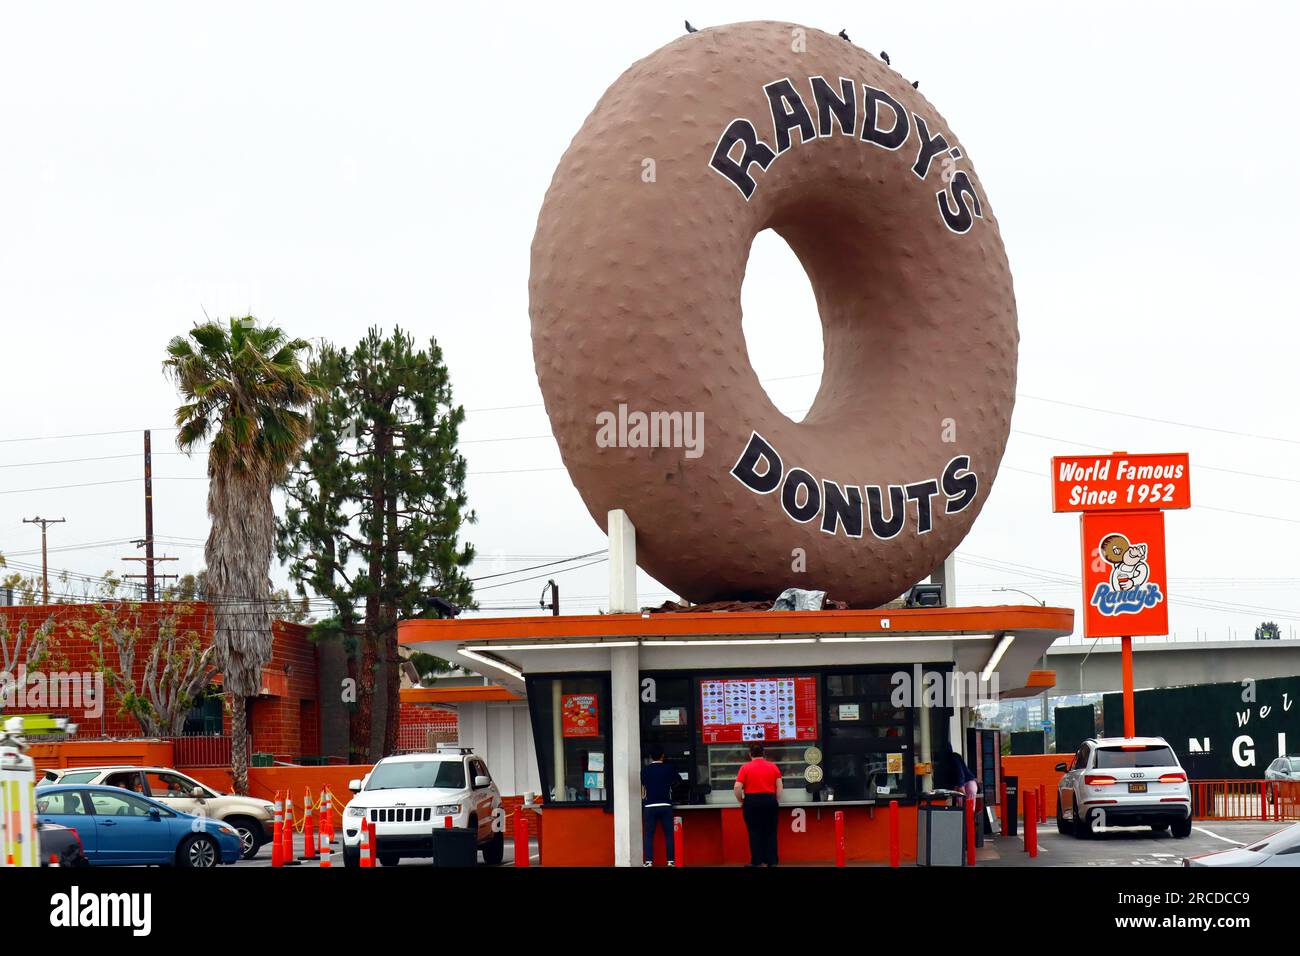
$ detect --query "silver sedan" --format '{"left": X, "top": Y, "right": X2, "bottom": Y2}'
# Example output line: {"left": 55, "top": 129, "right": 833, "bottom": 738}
{"left": 1185, "top": 822, "right": 1300, "bottom": 867}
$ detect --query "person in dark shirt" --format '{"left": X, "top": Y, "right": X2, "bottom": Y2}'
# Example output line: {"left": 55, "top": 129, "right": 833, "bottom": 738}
{"left": 641, "top": 746, "right": 679, "bottom": 866}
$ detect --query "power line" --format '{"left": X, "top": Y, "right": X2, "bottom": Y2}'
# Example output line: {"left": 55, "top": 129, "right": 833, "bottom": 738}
{"left": 999, "top": 464, "right": 1300, "bottom": 524}
{"left": 1010, "top": 429, "right": 1300, "bottom": 485}
{"left": 469, "top": 550, "right": 607, "bottom": 581}
{"left": 1018, "top": 393, "right": 1300, "bottom": 446}
{"left": 0, "top": 428, "right": 173, "bottom": 445}
{"left": 0, "top": 451, "right": 185, "bottom": 470}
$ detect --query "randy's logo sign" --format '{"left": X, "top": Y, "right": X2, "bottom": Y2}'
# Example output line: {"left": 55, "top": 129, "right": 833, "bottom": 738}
{"left": 708, "top": 76, "right": 984, "bottom": 234}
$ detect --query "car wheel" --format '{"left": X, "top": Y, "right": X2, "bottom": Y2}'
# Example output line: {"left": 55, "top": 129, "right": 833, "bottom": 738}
{"left": 1055, "top": 795, "right": 1068, "bottom": 835}
{"left": 481, "top": 831, "right": 505, "bottom": 866}
{"left": 178, "top": 834, "right": 220, "bottom": 868}
{"left": 1073, "top": 805, "right": 1093, "bottom": 839}
{"left": 228, "top": 817, "right": 262, "bottom": 860}
{"left": 379, "top": 853, "right": 401, "bottom": 867}
{"left": 343, "top": 844, "right": 360, "bottom": 868}
{"left": 1150, "top": 822, "right": 1169, "bottom": 833}
{"left": 1171, "top": 816, "right": 1192, "bottom": 839}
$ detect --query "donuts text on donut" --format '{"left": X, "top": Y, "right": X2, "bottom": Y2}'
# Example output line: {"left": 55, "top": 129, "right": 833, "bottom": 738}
{"left": 709, "top": 76, "right": 984, "bottom": 233}
{"left": 730, "top": 432, "right": 979, "bottom": 540}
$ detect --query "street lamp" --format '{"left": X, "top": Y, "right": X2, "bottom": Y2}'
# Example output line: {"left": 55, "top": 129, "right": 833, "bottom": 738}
{"left": 992, "top": 587, "right": 1050, "bottom": 740}
{"left": 992, "top": 586, "right": 1046, "bottom": 607}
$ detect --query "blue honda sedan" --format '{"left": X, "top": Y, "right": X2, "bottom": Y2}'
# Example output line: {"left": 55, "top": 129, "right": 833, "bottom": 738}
{"left": 35, "top": 784, "right": 242, "bottom": 867}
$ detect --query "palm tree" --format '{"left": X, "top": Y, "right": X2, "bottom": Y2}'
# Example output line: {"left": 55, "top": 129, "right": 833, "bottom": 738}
{"left": 164, "top": 317, "right": 319, "bottom": 793}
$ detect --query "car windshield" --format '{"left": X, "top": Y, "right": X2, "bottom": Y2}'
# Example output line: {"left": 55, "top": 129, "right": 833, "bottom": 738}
{"left": 1288, "top": 758, "right": 1300, "bottom": 772}
{"left": 56, "top": 771, "right": 97, "bottom": 785}
{"left": 1094, "top": 745, "right": 1178, "bottom": 769}
{"left": 365, "top": 760, "right": 465, "bottom": 791}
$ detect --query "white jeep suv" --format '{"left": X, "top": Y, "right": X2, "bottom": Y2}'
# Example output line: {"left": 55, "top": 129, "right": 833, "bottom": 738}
{"left": 1056, "top": 736, "right": 1192, "bottom": 838}
{"left": 342, "top": 748, "right": 504, "bottom": 866}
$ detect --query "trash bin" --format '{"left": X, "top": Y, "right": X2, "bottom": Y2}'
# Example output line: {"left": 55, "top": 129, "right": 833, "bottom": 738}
{"left": 1003, "top": 776, "right": 1018, "bottom": 837}
{"left": 432, "top": 827, "right": 478, "bottom": 867}
{"left": 916, "top": 790, "right": 966, "bottom": 866}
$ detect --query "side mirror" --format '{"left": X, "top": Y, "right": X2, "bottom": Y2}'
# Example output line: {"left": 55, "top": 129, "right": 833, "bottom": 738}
{"left": 474, "top": 775, "right": 490, "bottom": 789}
{"left": 348, "top": 778, "right": 362, "bottom": 794}
{"left": 190, "top": 786, "right": 205, "bottom": 800}
{"left": 1054, "top": 762, "right": 1068, "bottom": 773}
{"left": 148, "top": 809, "right": 161, "bottom": 820}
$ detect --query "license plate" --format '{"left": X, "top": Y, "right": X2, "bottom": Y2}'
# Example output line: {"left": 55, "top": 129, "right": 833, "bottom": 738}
{"left": 1128, "top": 782, "right": 1147, "bottom": 793}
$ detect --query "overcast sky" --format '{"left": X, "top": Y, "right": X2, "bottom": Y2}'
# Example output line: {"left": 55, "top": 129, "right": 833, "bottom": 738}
{"left": 1, "top": 1, "right": 1296, "bottom": 642}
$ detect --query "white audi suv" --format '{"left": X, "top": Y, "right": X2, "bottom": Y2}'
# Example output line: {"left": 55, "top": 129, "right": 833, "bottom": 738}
{"left": 1056, "top": 736, "right": 1192, "bottom": 838}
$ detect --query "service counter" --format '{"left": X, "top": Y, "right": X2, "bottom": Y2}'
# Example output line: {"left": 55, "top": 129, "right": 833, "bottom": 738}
{"left": 538, "top": 798, "right": 920, "bottom": 866}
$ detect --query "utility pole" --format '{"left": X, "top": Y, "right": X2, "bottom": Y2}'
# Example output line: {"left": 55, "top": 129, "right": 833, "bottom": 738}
{"left": 21, "top": 516, "right": 65, "bottom": 604}
{"left": 121, "top": 430, "right": 178, "bottom": 600}
{"left": 144, "top": 429, "right": 155, "bottom": 599}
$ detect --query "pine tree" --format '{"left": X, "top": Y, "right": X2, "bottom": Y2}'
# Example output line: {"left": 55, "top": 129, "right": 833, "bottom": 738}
{"left": 278, "top": 327, "right": 475, "bottom": 760}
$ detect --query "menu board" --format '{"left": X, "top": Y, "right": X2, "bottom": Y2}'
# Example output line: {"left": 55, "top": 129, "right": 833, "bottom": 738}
{"left": 699, "top": 676, "right": 818, "bottom": 743}
{"left": 561, "top": 693, "right": 600, "bottom": 738}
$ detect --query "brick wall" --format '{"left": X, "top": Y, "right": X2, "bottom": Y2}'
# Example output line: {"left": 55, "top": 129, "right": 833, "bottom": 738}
{"left": 1, "top": 602, "right": 319, "bottom": 760}
{"left": 393, "top": 702, "right": 459, "bottom": 751}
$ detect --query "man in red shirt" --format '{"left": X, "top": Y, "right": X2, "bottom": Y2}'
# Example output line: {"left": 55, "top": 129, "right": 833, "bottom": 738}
{"left": 733, "top": 743, "right": 783, "bottom": 866}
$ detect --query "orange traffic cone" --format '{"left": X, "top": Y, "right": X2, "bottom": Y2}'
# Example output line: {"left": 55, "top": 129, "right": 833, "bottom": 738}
{"left": 271, "top": 791, "right": 283, "bottom": 868}
{"left": 301, "top": 787, "right": 317, "bottom": 860}
{"left": 321, "top": 788, "right": 334, "bottom": 845}
{"left": 282, "top": 791, "right": 300, "bottom": 866}
{"left": 360, "top": 817, "right": 374, "bottom": 868}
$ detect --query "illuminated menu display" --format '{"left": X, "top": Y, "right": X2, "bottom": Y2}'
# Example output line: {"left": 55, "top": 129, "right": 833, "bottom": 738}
{"left": 699, "top": 676, "right": 818, "bottom": 743}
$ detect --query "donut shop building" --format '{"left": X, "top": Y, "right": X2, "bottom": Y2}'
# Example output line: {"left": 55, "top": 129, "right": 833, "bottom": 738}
{"left": 399, "top": 600, "right": 1071, "bottom": 866}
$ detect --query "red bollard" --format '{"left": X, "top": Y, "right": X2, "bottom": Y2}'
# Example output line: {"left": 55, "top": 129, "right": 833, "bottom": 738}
{"left": 1025, "top": 791, "right": 1038, "bottom": 858}
{"left": 888, "top": 800, "right": 900, "bottom": 867}
{"left": 965, "top": 795, "right": 976, "bottom": 866}
{"left": 673, "top": 815, "right": 685, "bottom": 867}
{"left": 514, "top": 812, "right": 530, "bottom": 867}
{"left": 833, "top": 810, "right": 846, "bottom": 867}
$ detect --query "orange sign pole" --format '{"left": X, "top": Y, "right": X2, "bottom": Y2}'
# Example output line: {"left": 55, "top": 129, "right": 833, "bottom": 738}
{"left": 1121, "top": 636, "right": 1136, "bottom": 736}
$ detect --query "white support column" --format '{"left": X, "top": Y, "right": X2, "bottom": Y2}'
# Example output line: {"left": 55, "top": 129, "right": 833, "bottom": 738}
{"left": 607, "top": 508, "right": 643, "bottom": 865}
{"left": 607, "top": 509, "right": 638, "bottom": 613}
{"left": 931, "top": 551, "right": 958, "bottom": 607}
{"left": 611, "top": 644, "right": 643, "bottom": 866}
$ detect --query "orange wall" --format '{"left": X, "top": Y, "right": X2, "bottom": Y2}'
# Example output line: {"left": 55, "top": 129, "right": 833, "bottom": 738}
{"left": 537, "top": 807, "right": 615, "bottom": 866}
{"left": 1002, "top": 754, "right": 1072, "bottom": 816}
{"left": 30, "top": 739, "right": 175, "bottom": 776}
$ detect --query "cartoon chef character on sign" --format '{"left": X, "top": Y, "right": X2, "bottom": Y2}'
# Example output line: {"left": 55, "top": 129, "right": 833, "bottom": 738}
{"left": 1099, "top": 534, "right": 1150, "bottom": 592}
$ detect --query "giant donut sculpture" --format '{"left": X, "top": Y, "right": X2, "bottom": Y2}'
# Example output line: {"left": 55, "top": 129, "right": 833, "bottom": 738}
{"left": 530, "top": 20, "right": 1017, "bottom": 608}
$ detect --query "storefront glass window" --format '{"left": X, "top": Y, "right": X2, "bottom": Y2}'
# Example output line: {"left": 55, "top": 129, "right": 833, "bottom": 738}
{"left": 824, "top": 668, "right": 915, "bottom": 801}
{"left": 639, "top": 675, "right": 695, "bottom": 802}
{"left": 527, "top": 675, "right": 610, "bottom": 805}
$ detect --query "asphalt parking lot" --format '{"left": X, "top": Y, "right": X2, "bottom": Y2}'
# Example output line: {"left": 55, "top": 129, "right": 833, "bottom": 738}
{"left": 237, "top": 820, "right": 1287, "bottom": 867}
{"left": 979, "top": 819, "right": 1286, "bottom": 867}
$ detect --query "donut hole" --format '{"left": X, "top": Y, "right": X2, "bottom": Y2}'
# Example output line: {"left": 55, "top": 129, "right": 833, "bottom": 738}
{"left": 739, "top": 229, "right": 823, "bottom": 423}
